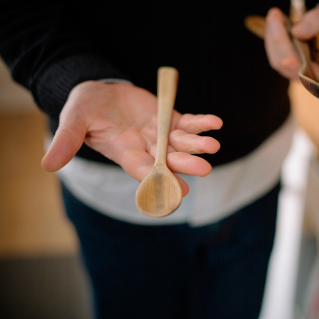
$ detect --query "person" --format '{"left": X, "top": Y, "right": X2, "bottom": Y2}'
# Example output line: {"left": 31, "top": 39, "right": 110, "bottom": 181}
{"left": 1, "top": 1, "right": 319, "bottom": 318}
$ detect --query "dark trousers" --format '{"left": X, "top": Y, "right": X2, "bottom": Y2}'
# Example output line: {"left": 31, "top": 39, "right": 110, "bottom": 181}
{"left": 62, "top": 182, "right": 280, "bottom": 319}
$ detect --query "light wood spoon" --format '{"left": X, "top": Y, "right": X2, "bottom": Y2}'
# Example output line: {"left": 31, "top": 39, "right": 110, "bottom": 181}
{"left": 244, "top": 15, "right": 319, "bottom": 99}
{"left": 135, "top": 67, "right": 182, "bottom": 218}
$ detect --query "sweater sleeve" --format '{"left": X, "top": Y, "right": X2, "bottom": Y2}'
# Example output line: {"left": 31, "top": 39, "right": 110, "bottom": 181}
{"left": 0, "top": 0, "right": 130, "bottom": 121}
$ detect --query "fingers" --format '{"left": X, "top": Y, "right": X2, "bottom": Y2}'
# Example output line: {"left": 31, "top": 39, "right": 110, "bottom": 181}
{"left": 120, "top": 148, "right": 212, "bottom": 180}
{"left": 147, "top": 145, "right": 212, "bottom": 176}
{"left": 175, "top": 176, "right": 190, "bottom": 197}
{"left": 118, "top": 148, "right": 212, "bottom": 196}
{"left": 166, "top": 152, "right": 212, "bottom": 177}
{"left": 265, "top": 7, "right": 300, "bottom": 80}
{"left": 117, "top": 150, "right": 190, "bottom": 196}
{"left": 176, "top": 113, "right": 223, "bottom": 134}
{"left": 170, "top": 114, "right": 222, "bottom": 154}
{"left": 41, "top": 108, "right": 87, "bottom": 172}
{"left": 169, "top": 130, "right": 220, "bottom": 154}
{"left": 291, "top": 6, "right": 319, "bottom": 40}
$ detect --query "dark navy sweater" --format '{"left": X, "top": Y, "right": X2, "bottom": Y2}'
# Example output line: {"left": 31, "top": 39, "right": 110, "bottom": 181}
{"left": 1, "top": 1, "right": 314, "bottom": 166}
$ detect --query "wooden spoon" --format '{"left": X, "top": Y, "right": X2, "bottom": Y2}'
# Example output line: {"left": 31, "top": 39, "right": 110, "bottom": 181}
{"left": 244, "top": 15, "right": 319, "bottom": 99}
{"left": 135, "top": 67, "right": 182, "bottom": 218}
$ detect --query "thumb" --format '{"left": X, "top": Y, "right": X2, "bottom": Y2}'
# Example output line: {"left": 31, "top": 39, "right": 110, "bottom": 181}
{"left": 41, "top": 111, "right": 87, "bottom": 172}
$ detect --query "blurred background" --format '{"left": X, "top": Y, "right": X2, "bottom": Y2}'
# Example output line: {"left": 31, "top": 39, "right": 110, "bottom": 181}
{"left": 1, "top": 54, "right": 319, "bottom": 319}
{"left": 0, "top": 59, "right": 93, "bottom": 318}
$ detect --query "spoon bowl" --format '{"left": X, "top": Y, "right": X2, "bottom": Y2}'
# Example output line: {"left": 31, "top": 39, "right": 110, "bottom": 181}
{"left": 136, "top": 164, "right": 182, "bottom": 217}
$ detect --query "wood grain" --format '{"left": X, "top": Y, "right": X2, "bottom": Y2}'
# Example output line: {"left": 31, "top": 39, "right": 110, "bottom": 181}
{"left": 135, "top": 67, "right": 182, "bottom": 217}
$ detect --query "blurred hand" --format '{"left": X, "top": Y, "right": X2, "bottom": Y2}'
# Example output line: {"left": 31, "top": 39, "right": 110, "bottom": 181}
{"left": 265, "top": 6, "right": 319, "bottom": 80}
{"left": 41, "top": 81, "right": 223, "bottom": 196}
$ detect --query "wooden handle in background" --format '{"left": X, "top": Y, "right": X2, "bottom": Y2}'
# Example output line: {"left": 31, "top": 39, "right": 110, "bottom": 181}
{"left": 244, "top": 2, "right": 319, "bottom": 64}
{"left": 245, "top": 15, "right": 317, "bottom": 75}
{"left": 244, "top": 15, "right": 266, "bottom": 39}
{"left": 155, "top": 67, "right": 179, "bottom": 166}
{"left": 290, "top": 0, "right": 306, "bottom": 24}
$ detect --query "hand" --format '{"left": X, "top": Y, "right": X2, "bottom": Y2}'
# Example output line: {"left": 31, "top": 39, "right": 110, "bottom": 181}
{"left": 264, "top": 6, "right": 319, "bottom": 80}
{"left": 41, "top": 81, "right": 223, "bottom": 196}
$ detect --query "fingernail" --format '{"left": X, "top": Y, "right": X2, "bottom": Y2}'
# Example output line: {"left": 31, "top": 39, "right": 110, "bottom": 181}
{"left": 267, "top": 7, "right": 280, "bottom": 17}
{"left": 266, "top": 11, "right": 279, "bottom": 29}
{"left": 267, "top": 19, "right": 279, "bottom": 32}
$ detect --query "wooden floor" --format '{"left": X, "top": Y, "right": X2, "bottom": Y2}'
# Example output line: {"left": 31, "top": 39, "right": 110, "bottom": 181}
{"left": 0, "top": 112, "right": 78, "bottom": 258}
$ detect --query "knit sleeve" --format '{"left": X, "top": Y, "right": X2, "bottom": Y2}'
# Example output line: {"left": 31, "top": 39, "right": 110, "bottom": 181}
{"left": 0, "top": 0, "right": 130, "bottom": 120}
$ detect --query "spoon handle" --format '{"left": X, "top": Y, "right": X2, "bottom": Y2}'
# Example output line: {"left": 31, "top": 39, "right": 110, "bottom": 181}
{"left": 155, "top": 67, "right": 179, "bottom": 166}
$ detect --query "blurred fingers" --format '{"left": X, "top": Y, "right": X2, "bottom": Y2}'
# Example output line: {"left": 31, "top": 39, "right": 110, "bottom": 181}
{"left": 265, "top": 7, "right": 300, "bottom": 79}
{"left": 291, "top": 7, "right": 319, "bottom": 40}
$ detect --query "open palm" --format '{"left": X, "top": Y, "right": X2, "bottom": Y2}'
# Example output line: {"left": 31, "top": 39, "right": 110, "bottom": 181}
{"left": 42, "top": 81, "right": 223, "bottom": 196}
